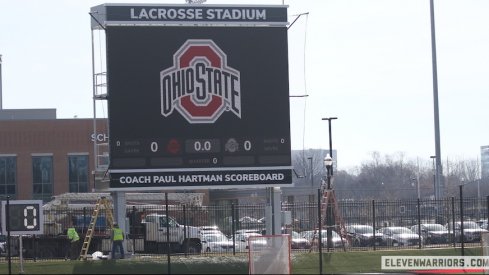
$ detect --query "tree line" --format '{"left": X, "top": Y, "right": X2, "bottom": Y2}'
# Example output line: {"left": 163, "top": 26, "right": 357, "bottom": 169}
{"left": 292, "top": 149, "right": 487, "bottom": 200}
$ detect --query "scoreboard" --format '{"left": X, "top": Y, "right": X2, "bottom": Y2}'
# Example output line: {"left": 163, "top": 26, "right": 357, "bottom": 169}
{"left": 91, "top": 4, "right": 292, "bottom": 190}
{"left": 1, "top": 200, "right": 43, "bottom": 235}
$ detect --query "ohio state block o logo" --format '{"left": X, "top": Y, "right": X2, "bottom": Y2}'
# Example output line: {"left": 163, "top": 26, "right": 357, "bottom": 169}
{"left": 160, "top": 39, "right": 241, "bottom": 124}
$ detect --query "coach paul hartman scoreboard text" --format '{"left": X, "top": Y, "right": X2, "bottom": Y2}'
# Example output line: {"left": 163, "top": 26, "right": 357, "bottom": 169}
{"left": 110, "top": 169, "right": 292, "bottom": 189}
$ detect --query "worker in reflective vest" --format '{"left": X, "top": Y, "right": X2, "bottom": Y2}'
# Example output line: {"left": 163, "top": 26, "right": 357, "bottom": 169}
{"left": 111, "top": 223, "right": 125, "bottom": 259}
{"left": 66, "top": 225, "right": 80, "bottom": 260}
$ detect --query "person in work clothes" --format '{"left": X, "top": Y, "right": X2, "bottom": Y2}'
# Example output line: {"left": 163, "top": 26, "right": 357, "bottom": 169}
{"left": 111, "top": 223, "right": 125, "bottom": 259}
{"left": 66, "top": 225, "right": 80, "bottom": 260}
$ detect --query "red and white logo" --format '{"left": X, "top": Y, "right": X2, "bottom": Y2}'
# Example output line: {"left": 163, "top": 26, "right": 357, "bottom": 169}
{"left": 160, "top": 39, "right": 241, "bottom": 124}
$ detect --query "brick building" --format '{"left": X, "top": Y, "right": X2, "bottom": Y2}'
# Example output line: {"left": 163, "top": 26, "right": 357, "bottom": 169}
{"left": 0, "top": 119, "right": 108, "bottom": 201}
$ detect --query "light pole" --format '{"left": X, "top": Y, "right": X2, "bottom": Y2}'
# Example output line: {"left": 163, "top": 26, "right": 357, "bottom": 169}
{"left": 459, "top": 183, "right": 465, "bottom": 256}
{"left": 322, "top": 117, "right": 338, "bottom": 175}
{"left": 322, "top": 117, "right": 337, "bottom": 252}
{"left": 430, "top": 155, "right": 436, "bottom": 198}
{"left": 324, "top": 155, "right": 333, "bottom": 189}
{"left": 324, "top": 154, "right": 333, "bottom": 251}
{"left": 430, "top": 0, "right": 443, "bottom": 200}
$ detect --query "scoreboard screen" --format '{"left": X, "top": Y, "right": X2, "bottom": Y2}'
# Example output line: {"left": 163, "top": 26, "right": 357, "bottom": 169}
{"left": 97, "top": 4, "right": 292, "bottom": 189}
{"left": 1, "top": 200, "right": 43, "bottom": 235}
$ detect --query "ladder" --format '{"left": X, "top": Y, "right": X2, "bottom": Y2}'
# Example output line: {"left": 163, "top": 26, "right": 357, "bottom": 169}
{"left": 309, "top": 188, "right": 348, "bottom": 252}
{"left": 79, "top": 196, "right": 115, "bottom": 260}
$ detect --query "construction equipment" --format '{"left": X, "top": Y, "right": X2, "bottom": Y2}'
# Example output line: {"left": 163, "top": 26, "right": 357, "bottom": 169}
{"left": 79, "top": 196, "right": 115, "bottom": 260}
{"left": 321, "top": 189, "right": 348, "bottom": 249}
{"left": 309, "top": 188, "right": 348, "bottom": 252}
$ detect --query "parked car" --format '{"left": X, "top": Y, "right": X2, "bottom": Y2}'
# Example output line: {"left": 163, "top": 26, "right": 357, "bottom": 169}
{"left": 410, "top": 224, "right": 449, "bottom": 244}
{"left": 239, "top": 216, "right": 262, "bottom": 224}
{"left": 201, "top": 234, "right": 235, "bottom": 253}
{"left": 234, "top": 228, "right": 264, "bottom": 237}
{"left": 377, "top": 227, "right": 421, "bottom": 247}
{"left": 0, "top": 235, "right": 19, "bottom": 256}
{"left": 233, "top": 232, "right": 268, "bottom": 251}
{"left": 0, "top": 235, "right": 6, "bottom": 255}
{"left": 238, "top": 216, "right": 264, "bottom": 229}
{"left": 300, "top": 230, "right": 348, "bottom": 248}
{"left": 477, "top": 219, "right": 488, "bottom": 230}
{"left": 447, "top": 221, "right": 489, "bottom": 243}
{"left": 200, "top": 225, "right": 225, "bottom": 236}
{"left": 345, "top": 224, "right": 384, "bottom": 247}
{"left": 290, "top": 231, "right": 311, "bottom": 249}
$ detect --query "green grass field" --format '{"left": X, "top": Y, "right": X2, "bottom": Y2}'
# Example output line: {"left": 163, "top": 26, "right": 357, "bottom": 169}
{"left": 0, "top": 247, "right": 482, "bottom": 274}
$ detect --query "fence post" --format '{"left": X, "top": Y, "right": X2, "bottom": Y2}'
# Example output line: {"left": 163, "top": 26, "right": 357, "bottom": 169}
{"left": 82, "top": 207, "right": 87, "bottom": 234}
{"left": 34, "top": 234, "right": 38, "bottom": 262}
{"left": 417, "top": 198, "right": 422, "bottom": 249}
{"left": 317, "top": 189, "right": 323, "bottom": 275}
{"left": 451, "top": 197, "right": 456, "bottom": 247}
{"left": 459, "top": 185, "right": 465, "bottom": 256}
{"left": 165, "top": 192, "right": 171, "bottom": 274}
{"left": 143, "top": 208, "right": 147, "bottom": 243}
{"left": 372, "top": 200, "right": 376, "bottom": 251}
{"left": 130, "top": 206, "right": 136, "bottom": 255}
{"left": 486, "top": 196, "right": 489, "bottom": 230}
{"left": 231, "top": 204, "right": 236, "bottom": 255}
{"left": 6, "top": 196, "right": 11, "bottom": 275}
{"left": 183, "top": 204, "right": 187, "bottom": 256}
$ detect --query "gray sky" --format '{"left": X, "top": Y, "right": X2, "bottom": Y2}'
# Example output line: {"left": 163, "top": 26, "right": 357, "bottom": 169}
{"left": 0, "top": 0, "right": 488, "bottom": 170}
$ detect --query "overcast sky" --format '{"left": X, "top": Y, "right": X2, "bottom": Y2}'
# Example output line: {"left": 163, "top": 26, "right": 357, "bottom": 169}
{"left": 0, "top": 0, "right": 488, "bottom": 170}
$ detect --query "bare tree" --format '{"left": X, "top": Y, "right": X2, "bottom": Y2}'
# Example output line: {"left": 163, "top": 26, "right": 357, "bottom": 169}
{"left": 291, "top": 150, "right": 483, "bottom": 200}
{"left": 444, "top": 157, "right": 481, "bottom": 197}
{"left": 292, "top": 149, "right": 328, "bottom": 188}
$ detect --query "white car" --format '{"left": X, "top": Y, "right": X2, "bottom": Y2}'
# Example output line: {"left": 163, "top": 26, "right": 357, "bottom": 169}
{"left": 233, "top": 232, "right": 268, "bottom": 252}
{"left": 0, "top": 235, "right": 6, "bottom": 255}
{"left": 0, "top": 234, "right": 18, "bottom": 256}
{"left": 201, "top": 234, "right": 235, "bottom": 253}
{"left": 200, "top": 225, "right": 225, "bottom": 236}
{"left": 234, "top": 229, "right": 264, "bottom": 236}
{"left": 290, "top": 231, "right": 311, "bottom": 249}
{"left": 301, "top": 230, "right": 347, "bottom": 248}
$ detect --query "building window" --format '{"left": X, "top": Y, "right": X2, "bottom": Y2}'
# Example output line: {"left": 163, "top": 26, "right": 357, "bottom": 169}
{"left": 32, "top": 155, "right": 53, "bottom": 202}
{"left": 68, "top": 155, "right": 89, "bottom": 193}
{"left": 0, "top": 156, "right": 16, "bottom": 198}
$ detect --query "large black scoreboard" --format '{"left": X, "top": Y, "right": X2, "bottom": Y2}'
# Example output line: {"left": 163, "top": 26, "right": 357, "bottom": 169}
{"left": 90, "top": 4, "right": 292, "bottom": 190}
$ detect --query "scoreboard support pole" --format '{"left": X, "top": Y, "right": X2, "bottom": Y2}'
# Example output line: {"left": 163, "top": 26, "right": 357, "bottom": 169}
{"left": 19, "top": 236, "right": 24, "bottom": 274}
{"left": 6, "top": 196, "right": 11, "bottom": 275}
{"left": 265, "top": 187, "right": 282, "bottom": 235}
{"left": 112, "top": 191, "right": 127, "bottom": 256}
